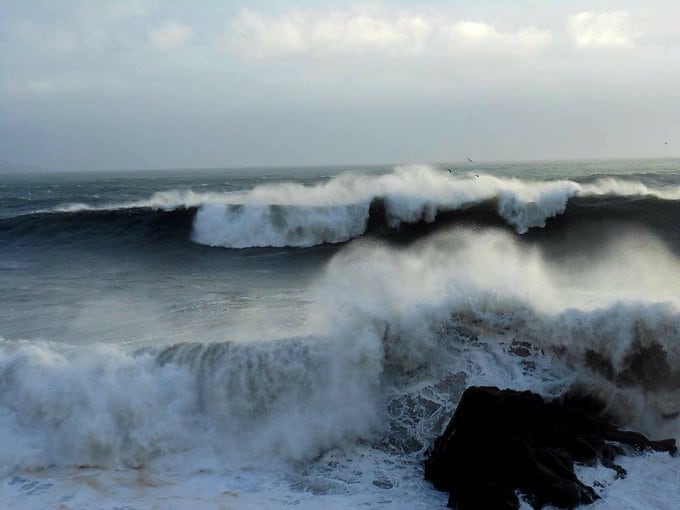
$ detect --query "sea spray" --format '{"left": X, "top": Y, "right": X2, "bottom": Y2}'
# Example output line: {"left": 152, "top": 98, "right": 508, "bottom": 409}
{"left": 312, "top": 228, "right": 680, "bottom": 436}
{"left": 192, "top": 202, "right": 370, "bottom": 248}
{"left": 0, "top": 333, "right": 386, "bottom": 475}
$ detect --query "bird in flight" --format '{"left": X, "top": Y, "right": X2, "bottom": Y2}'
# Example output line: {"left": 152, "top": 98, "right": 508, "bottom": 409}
{"left": 467, "top": 157, "right": 473, "bottom": 163}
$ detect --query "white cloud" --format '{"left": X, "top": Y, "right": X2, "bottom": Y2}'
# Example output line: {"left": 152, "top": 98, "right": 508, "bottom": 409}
{"left": 225, "top": 8, "right": 552, "bottom": 60}
{"left": 150, "top": 21, "right": 193, "bottom": 50}
{"left": 567, "top": 11, "right": 639, "bottom": 48}
{"left": 226, "top": 9, "right": 431, "bottom": 58}
{"left": 310, "top": 13, "right": 431, "bottom": 53}
{"left": 227, "top": 9, "right": 306, "bottom": 58}
{"left": 454, "top": 21, "right": 493, "bottom": 40}
{"left": 443, "top": 21, "right": 553, "bottom": 56}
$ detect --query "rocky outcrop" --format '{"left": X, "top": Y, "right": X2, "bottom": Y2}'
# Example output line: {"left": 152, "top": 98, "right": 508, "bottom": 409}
{"left": 424, "top": 386, "right": 676, "bottom": 509}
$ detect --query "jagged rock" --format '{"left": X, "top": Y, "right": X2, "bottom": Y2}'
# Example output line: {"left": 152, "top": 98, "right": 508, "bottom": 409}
{"left": 424, "top": 386, "right": 676, "bottom": 509}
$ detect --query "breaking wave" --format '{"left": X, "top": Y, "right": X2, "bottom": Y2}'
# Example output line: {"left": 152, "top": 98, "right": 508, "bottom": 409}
{"left": 2, "top": 166, "right": 678, "bottom": 250}
{"left": 189, "top": 166, "right": 680, "bottom": 248}
{"left": 1, "top": 228, "right": 679, "bottom": 475}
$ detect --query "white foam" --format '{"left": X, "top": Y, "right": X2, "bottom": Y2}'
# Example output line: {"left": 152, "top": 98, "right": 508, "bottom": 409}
{"left": 0, "top": 337, "right": 383, "bottom": 476}
{"left": 51, "top": 188, "right": 236, "bottom": 213}
{"left": 191, "top": 202, "right": 370, "bottom": 248}
{"left": 576, "top": 453, "right": 680, "bottom": 510}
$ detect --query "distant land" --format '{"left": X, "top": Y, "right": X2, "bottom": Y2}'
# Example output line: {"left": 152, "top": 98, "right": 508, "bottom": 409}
{"left": 0, "top": 159, "right": 53, "bottom": 174}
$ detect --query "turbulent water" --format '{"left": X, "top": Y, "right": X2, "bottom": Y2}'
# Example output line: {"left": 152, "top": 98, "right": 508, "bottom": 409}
{"left": 1, "top": 160, "right": 679, "bottom": 509}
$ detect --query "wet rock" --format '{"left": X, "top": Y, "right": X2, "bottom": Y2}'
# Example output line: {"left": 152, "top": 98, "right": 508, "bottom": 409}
{"left": 372, "top": 478, "right": 394, "bottom": 489}
{"left": 424, "top": 386, "right": 676, "bottom": 509}
{"left": 509, "top": 341, "right": 532, "bottom": 358}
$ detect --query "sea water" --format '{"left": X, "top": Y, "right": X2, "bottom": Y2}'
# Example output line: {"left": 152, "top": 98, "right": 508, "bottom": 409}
{"left": 1, "top": 160, "right": 679, "bottom": 509}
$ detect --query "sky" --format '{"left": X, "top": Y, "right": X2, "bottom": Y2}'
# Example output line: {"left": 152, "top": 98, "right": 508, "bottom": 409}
{"left": 1, "top": 0, "right": 679, "bottom": 171}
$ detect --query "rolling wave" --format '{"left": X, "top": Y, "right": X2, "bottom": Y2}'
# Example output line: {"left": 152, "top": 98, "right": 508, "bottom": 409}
{"left": 0, "top": 306, "right": 676, "bottom": 473}
{"left": 2, "top": 166, "right": 679, "bottom": 249}
{"left": 1, "top": 228, "right": 679, "bottom": 474}
{"left": 189, "top": 166, "right": 680, "bottom": 247}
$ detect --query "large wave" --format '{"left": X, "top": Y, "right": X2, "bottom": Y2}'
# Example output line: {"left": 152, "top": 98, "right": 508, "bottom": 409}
{"left": 1, "top": 228, "right": 678, "bottom": 475}
{"left": 190, "top": 166, "right": 680, "bottom": 248}
{"left": 4, "top": 166, "right": 678, "bottom": 250}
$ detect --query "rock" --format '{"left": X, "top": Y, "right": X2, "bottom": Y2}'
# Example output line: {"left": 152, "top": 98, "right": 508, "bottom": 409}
{"left": 424, "top": 386, "right": 676, "bottom": 509}
{"left": 509, "top": 341, "right": 532, "bottom": 358}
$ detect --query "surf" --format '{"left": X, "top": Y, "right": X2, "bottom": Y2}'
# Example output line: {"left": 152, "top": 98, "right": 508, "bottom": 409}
{"left": 3, "top": 166, "right": 679, "bottom": 251}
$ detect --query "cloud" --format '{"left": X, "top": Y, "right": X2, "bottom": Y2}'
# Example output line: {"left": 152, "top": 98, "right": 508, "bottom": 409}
{"left": 4, "top": 76, "right": 83, "bottom": 98}
{"left": 443, "top": 21, "right": 553, "bottom": 56}
{"left": 309, "top": 12, "right": 431, "bottom": 54}
{"left": 567, "top": 11, "right": 639, "bottom": 48}
{"left": 7, "top": 2, "right": 149, "bottom": 56}
{"left": 150, "top": 21, "right": 193, "bottom": 50}
{"left": 225, "top": 8, "right": 552, "bottom": 60}
{"left": 9, "top": 20, "right": 79, "bottom": 53}
{"left": 26, "top": 79, "right": 58, "bottom": 95}
{"left": 226, "top": 9, "right": 430, "bottom": 58}
{"left": 453, "top": 21, "right": 494, "bottom": 40}
{"left": 4, "top": 73, "right": 129, "bottom": 98}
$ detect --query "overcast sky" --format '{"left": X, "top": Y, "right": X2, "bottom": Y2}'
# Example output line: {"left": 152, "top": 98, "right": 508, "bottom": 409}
{"left": 1, "top": 0, "right": 679, "bottom": 171}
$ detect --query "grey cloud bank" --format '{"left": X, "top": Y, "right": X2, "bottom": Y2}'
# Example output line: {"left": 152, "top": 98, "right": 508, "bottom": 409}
{"left": 1, "top": 1, "right": 679, "bottom": 171}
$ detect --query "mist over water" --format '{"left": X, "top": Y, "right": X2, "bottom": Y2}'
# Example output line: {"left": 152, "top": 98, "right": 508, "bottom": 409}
{"left": 318, "top": 228, "right": 680, "bottom": 423}
{"left": 1, "top": 160, "right": 679, "bottom": 509}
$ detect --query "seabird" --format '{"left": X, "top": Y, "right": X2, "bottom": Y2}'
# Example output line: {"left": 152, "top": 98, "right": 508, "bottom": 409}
{"left": 467, "top": 157, "right": 473, "bottom": 163}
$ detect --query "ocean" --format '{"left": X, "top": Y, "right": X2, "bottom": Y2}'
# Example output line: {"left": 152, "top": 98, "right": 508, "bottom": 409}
{"left": 0, "top": 160, "right": 679, "bottom": 509}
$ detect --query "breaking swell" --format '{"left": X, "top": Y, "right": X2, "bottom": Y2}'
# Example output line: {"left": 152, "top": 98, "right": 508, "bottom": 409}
{"left": 3, "top": 173, "right": 680, "bottom": 252}
{"left": 1, "top": 229, "right": 679, "bottom": 476}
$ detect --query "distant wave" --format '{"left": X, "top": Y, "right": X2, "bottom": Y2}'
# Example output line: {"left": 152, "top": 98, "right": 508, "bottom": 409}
{"left": 47, "top": 188, "right": 236, "bottom": 214}
{"left": 2, "top": 166, "right": 679, "bottom": 249}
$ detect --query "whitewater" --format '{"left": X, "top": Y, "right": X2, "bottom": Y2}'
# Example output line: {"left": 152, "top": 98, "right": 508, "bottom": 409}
{"left": 1, "top": 160, "right": 679, "bottom": 509}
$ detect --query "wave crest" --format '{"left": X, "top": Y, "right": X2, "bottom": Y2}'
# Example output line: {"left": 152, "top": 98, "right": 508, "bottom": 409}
{"left": 5, "top": 165, "right": 679, "bottom": 249}
{"left": 188, "top": 165, "right": 680, "bottom": 247}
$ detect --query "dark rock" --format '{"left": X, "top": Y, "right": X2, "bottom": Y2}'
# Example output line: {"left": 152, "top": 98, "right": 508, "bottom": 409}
{"left": 510, "top": 341, "right": 532, "bottom": 358}
{"left": 424, "top": 386, "right": 676, "bottom": 509}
